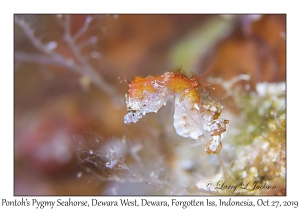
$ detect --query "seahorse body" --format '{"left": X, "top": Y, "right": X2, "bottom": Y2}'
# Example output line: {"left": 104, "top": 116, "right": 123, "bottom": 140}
{"left": 123, "top": 71, "right": 229, "bottom": 154}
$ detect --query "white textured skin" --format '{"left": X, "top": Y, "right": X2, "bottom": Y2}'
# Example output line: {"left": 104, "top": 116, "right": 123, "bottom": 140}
{"left": 173, "top": 97, "right": 203, "bottom": 139}
{"left": 209, "top": 136, "right": 220, "bottom": 152}
{"left": 124, "top": 86, "right": 169, "bottom": 124}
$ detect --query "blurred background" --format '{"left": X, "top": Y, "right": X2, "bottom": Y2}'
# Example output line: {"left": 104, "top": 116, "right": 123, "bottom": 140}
{"left": 14, "top": 14, "right": 286, "bottom": 195}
